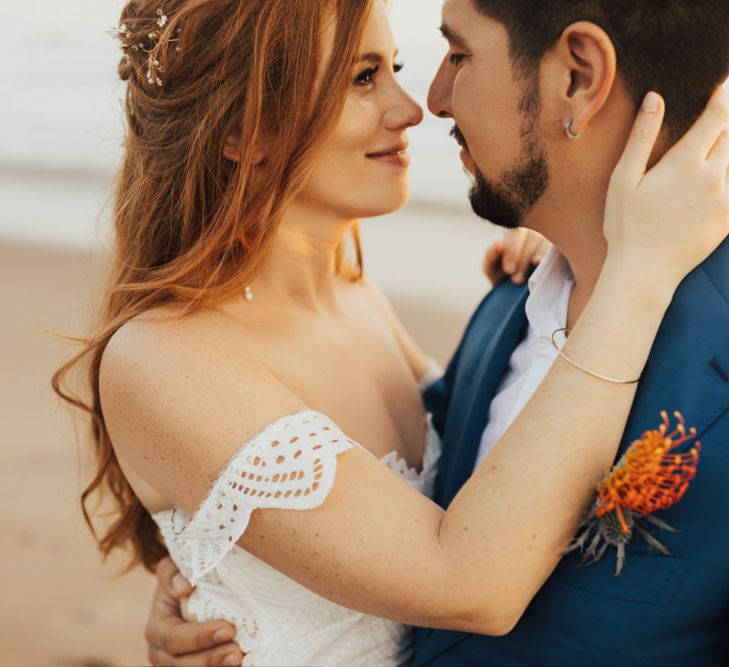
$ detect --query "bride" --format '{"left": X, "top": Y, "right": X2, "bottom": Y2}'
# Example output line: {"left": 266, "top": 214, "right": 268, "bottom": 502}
{"left": 52, "top": 0, "right": 729, "bottom": 665}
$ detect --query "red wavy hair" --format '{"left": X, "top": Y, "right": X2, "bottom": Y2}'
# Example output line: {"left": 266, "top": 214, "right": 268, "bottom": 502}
{"left": 51, "top": 0, "right": 372, "bottom": 572}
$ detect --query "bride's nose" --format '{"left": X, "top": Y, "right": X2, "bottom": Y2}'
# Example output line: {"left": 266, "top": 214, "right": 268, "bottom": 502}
{"left": 384, "top": 90, "right": 424, "bottom": 131}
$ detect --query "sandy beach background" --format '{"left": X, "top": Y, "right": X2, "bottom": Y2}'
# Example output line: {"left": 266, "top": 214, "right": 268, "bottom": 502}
{"left": 1, "top": 1, "right": 502, "bottom": 665}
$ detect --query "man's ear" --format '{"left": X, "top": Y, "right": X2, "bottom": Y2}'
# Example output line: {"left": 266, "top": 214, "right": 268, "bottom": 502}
{"left": 223, "top": 132, "right": 265, "bottom": 165}
{"left": 554, "top": 21, "right": 617, "bottom": 136}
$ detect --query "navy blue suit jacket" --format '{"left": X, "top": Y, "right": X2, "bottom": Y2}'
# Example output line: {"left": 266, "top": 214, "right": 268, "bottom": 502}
{"left": 413, "top": 239, "right": 729, "bottom": 666}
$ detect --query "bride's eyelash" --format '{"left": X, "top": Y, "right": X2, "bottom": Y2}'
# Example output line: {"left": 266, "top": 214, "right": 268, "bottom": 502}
{"left": 448, "top": 52, "right": 467, "bottom": 66}
{"left": 355, "top": 66, "right": 380, "bottom": 86}
{"left": 354, "top": 62, "right": 406, "bottom": 86}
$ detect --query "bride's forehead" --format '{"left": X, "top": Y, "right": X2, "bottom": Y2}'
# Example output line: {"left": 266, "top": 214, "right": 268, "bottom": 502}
{"left": 318, "top": 1, "right": 396, "bottom": 74}
{"left": 358, "top": 1, "right": 397, "bottom": 56}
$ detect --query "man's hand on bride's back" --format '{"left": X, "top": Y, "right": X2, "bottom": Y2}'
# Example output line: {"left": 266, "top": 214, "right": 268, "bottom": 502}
{"left": 145, "top": 556, "right": 244, "bottom": 666}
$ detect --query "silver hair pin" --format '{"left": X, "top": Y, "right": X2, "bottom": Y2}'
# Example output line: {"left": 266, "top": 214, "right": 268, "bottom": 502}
{"left": 156, "top": 8, "right": 168, "bottom": 27}
{"left": 109, "top": 8, "right": 171, "bottom": 87}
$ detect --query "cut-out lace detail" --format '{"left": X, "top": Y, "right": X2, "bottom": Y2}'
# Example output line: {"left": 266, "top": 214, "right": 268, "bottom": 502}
{"left": 151, "top": 408, "right": 442, "bottom": 666}
{"left": 154, "top": 410, "right": 356, "bottom": 584}
{"left": 380, "top": 414, "right": 440, "bottom": 495}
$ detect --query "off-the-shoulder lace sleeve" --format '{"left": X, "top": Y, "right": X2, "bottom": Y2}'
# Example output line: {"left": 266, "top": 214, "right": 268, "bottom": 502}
{"left": 153, "top": 410, "right": 358, "bottom": 584}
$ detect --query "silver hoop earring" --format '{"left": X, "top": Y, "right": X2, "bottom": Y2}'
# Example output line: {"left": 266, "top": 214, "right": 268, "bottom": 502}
{"left": 563, "top": 118, "right": 580, "bottom": 140}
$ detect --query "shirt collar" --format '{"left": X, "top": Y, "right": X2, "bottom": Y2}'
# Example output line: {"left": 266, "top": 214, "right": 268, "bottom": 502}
{"left": 525, "top": 246, "right": 575, "bottom": 338}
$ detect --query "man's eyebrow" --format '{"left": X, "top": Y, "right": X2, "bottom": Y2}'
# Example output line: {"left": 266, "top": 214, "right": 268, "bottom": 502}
{"left": 439, "top": 22, "right": 469, "bottom": 50}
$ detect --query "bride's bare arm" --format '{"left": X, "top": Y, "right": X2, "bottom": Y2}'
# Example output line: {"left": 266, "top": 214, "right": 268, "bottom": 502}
{"left": 113, "top": 89, "right": 729, "bottom": 639}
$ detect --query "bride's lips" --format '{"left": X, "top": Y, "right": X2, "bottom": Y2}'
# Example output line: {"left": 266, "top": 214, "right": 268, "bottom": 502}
{"left": 366, "top": 143, "right": 410, "bottom": 167}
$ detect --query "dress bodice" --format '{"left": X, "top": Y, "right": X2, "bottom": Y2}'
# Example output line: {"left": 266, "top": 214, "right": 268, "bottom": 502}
{"left": 151, "top": 408, "right": 442, "bottom": 667}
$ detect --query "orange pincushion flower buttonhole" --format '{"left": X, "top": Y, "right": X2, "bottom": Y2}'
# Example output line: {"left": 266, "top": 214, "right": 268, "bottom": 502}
{"left": 564, "top": 411, "right": 701, "bottom": 576}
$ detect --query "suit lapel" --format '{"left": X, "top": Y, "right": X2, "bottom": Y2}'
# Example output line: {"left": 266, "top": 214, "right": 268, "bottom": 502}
{"left": 419, "top": 286, "right": 528, "bottom": 665}
{"left": 436, "top": 284, "right": 529, "bottom": 506}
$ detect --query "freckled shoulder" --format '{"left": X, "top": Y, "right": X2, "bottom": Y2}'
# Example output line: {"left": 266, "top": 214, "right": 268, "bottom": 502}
{"left": 99, "top": 304, "right": 308, "bottom": 515}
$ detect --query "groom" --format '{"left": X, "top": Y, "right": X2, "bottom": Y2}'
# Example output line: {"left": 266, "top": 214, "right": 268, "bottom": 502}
{"left": 144, "top": 0, "right": 729, "bottom": 664}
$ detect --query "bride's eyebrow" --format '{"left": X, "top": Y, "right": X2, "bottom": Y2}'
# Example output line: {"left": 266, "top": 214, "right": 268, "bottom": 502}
{"left": 354, "top": 49, "right": 400, "bottom": 65}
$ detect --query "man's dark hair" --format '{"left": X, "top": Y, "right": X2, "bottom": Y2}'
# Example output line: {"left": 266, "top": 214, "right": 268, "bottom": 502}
{"left": 474, "top": 0, "right": 729, "bottom": 140}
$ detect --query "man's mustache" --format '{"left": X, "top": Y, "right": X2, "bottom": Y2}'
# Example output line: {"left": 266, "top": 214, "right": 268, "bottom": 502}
{"left": 450, "top": 125, "right": 468, "bottom": 150}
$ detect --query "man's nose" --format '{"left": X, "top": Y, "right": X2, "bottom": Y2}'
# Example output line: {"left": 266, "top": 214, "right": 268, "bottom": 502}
{"left": 428, "top": 57, "right": 454, "bottom": 119}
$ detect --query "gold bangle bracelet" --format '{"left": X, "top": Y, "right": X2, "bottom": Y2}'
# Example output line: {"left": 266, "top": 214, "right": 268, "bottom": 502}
{"left": 550, "top": 328, "right": 641, "bottom": 385}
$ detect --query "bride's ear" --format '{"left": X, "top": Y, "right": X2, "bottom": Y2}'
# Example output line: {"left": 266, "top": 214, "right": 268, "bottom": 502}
{"left": 223, "top": 132, "right": 265, "bottom": 165}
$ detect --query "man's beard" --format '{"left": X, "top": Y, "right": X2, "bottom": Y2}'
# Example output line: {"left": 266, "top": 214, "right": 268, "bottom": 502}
{"left": 453, "top": 75, "right": 549, "bottom": 229}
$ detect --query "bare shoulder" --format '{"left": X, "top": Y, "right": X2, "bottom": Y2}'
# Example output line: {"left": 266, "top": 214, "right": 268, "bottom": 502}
{"left": 359, "top": 274, "right": 391, "bottom": 307}
{"left": 357, "top": 276, "right": 429, "bottom": 379}
{"left": 357, "top": 275, "right": 402, "bottom": 326}
{"left": 100, "top": 304, "right": 306, "bottom": 513}
{"left": 102, "top": 304, "right": 216, "bottom": 376}
{"left": 100, "top": 304, "right": 228, "bottom": 412}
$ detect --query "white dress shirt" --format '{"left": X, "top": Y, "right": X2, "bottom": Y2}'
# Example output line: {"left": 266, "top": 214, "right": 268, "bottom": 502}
{"left": 474, "top": 247, "right": 575, "bottom": 470}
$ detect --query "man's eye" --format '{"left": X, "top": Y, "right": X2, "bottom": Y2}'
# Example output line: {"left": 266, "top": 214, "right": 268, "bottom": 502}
{"left": 393, "top": 62, "right": 405, "bottom": 75}
{"left": 448, "top": 52, "right": 467, "bottom": 66}
{"left": 355, "top": 66, "right": 379, "bottom": 86}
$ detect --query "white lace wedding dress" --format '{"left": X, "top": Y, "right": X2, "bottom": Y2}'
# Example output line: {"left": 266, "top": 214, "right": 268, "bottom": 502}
{"left": 151, "top": 373, "right": 442, "bottom": 667}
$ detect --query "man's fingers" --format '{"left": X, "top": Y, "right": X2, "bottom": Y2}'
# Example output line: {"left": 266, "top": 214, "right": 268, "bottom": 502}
{"left": 157, "top": 556, "right": 193, "bottom": 598}
{"left": 483, "top": 242, "right": 505, "bottom": 284}
{"left": 532, "top": 237, "right": 551, "bottom": 265}
{"left": 148, "top": 642, "right": 244, "bottom": 667}
{"left": 145, "top": 586, "right": 238, "bottom": 656}
{"left": 514, "top": 234, "right": 543, "bottom": 283}
{"left": 501, "top": 229, "right": 527, "bottom": 275}
{"left": 615, "top": 91, "right": 665, "bottom": 184}
{"left": 485, "top": 241, "right": 503, "bottom": 264}
{"left": 677, "top": 85, "right": 729, "bottom": 160}
{"left": 146, "top": 559, "right": 240, "bottom": 663}
{"left": 152, "top": 616, "right": 238, "bottom": 656}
